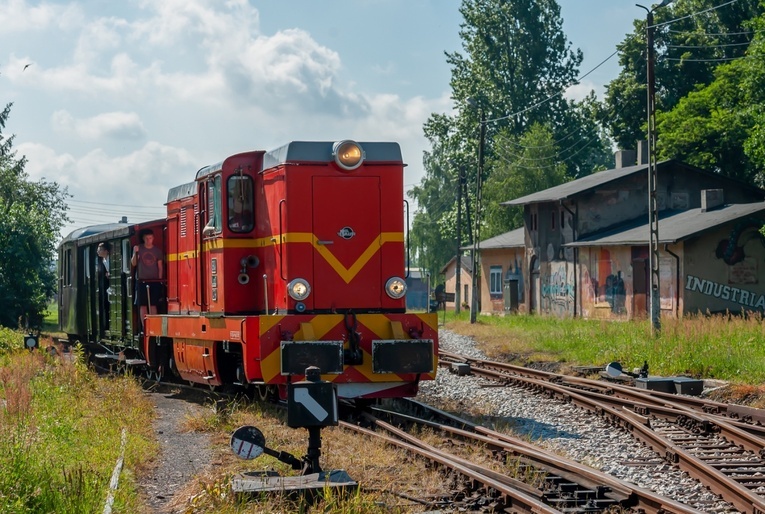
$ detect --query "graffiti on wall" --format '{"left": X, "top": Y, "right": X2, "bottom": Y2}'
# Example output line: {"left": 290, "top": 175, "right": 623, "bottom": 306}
{"left": 685, "top": 274, "right": 765, "bottom": 311}
{"left": 715, "top": 218, "right": 765, "bottom": 267}
{"left": 541, "top": 262, "right": 574, "bottom": 316}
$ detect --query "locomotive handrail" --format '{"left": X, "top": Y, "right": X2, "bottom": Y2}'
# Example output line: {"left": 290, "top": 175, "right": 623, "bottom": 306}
{"left": 404, "top": 199, "right": 410, "bottom": 279}
{"left": 278, "top": 199, "right": 286, "bottom": 281}
{"left": 262, "top": 274, "right": 269, "bottom": 315}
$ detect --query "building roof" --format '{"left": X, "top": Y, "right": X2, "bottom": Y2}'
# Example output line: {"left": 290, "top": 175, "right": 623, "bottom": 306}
{"left": 460, "top": 227, "right": 525, "bottom": 251}
{"left": 479, "top": 227, "right": 525, "bottom": 249}
{"left": 565, "top": 202, "right": 765, "bottom": 247}
{"left": 439, "top": 255, "right": 473, "bottom": 275}
{"left": 501, "top": 160, "right": 765, "bottom": 206}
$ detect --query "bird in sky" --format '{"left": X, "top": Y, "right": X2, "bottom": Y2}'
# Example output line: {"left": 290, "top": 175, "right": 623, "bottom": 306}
{"left": 23, "top": 63, "right": 32, "bottom": 71}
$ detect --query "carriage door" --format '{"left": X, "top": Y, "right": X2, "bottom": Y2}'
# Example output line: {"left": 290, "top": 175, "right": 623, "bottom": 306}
{"left": 312, "top": 176, "right": 381, "bottom": 309}
{"left": 83, "top": 246, "right": 97, "bottom": 341}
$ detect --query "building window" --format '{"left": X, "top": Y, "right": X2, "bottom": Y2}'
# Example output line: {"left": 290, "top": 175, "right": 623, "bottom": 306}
{"left": 490, "top": 266, "right": 502, "bottom": 295}
{"left": 551, "top": 211, "right": 556, "bottom": 230}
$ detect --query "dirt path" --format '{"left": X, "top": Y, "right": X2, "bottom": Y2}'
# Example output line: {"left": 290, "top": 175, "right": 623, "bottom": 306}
{"left": 139, "top": 388, "right": 216, "bottom": 513}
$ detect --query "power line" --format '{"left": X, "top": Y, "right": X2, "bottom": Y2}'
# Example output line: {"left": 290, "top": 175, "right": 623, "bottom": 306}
{"left": 668, "top": 28, "right": 763, "bottom": 36}
{"left": 662, "top": 54, "right": 763, "bottom": 62}
{"left": 667, "top": 41, "right": 751, "bottom": 49}
{"left": 650, "top": 0, "right": 742, "bottom": 30}
{"left": 68, "top": 198, "right": 166, "bottom": 212}
{"left": 485, "top": 48, "right": 622, "bottom": 125}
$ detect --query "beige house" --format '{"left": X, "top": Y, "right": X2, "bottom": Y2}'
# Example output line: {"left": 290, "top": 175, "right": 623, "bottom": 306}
{"left": 440, "top": 255, "right": 472, "bottom": 311}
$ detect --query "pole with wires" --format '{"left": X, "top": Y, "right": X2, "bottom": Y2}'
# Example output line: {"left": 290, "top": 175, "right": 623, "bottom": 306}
{"left": 638, "top": 0, "right": 672, "bottom": 333}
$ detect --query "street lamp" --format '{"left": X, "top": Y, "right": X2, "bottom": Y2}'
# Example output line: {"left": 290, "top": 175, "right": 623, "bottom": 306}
{"left": 637, "top": 0, "right": 672, "bottom": 334}
{"left": 466, "top": 97, "right": 486, "bottom": 324}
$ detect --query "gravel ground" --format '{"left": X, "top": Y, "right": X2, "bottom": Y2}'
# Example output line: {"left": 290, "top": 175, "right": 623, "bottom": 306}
{"left": 418, "top": 329, "right": 740, "bottom": 513}
{"left": 138, "top": 388, "right": 215, "bottom": 513}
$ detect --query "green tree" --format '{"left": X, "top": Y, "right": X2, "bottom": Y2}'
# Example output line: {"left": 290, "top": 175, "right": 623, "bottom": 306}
{"left": 0, "top": 103, "right": 69, "bottom": 328}
{"left": 602, "top": 0, "right": 762, "bottom": 149}
{"left": 410, "top": 0, "right": 590, "bottom": 276}
{"left": 741, "top": 9, "right": 765, "bottom": 173}
{"left": 656, "top": 7, "right": 765, "bottom": 185}
{"left": 482, "top": 123, "right": 571, "bottom": 238}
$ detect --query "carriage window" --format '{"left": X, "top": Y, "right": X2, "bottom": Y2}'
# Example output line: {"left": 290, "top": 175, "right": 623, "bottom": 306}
{"left": 122, "top": 240, "right": 131, "bottom": 273}
{"left": 66, "top": 248, "right": 72, "bottom": 286}
{"left": 84, "top": 247, "right": 91, "bottom": 279}
{"left": 227, "top": 175, "right": 254, "bottom": 233}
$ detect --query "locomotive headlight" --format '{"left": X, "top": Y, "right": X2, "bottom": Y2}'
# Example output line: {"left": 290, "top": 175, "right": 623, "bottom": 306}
{"left": 332, "top": 140, "right": 365, "bottom": 171}
{"left": 385, "top": 277, "right": 407, "bottom": 299}
{"left": 287, "top": 278, "right": 311, "bottom": 301}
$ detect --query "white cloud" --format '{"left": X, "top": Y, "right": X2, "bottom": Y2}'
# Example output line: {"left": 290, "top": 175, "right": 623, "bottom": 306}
{"left": 52, "top": 110, "right": 147, "bottom": 140}
{"left": 19, "top": 140, "right": 198, "bottom": 234}
{"left": 8, "top": 0, "right": 361, "bottom": 117}
{"left": 565, "top": 80, "right": 601, "bottom": 101}
{"left": 0, "top": 0, "right": 83, "bottom": 33}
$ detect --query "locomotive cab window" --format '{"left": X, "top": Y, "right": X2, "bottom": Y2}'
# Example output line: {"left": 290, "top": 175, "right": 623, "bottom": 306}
{"left": 227, "top": 175, "right": 254, "bottom": 233}
{"left": 203, "top": 175, "right": 222, "bottom": 236}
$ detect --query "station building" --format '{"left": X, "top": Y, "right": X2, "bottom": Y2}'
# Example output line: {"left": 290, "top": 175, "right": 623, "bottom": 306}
{"left": 466, "top": 149, "right": 765, "bottom": 319}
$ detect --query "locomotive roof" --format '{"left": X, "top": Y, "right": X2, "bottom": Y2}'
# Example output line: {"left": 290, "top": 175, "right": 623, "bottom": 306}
{"left": 167, "top": 181, "right": 198, "bottom": 203}
{"left": 262, "top": 141, "right": 403, "bottom": 170}
{"left": 194, "top": 141, "right": 404, "bottom": 181}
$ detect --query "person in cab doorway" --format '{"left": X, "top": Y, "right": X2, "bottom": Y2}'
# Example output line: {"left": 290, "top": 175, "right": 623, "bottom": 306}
{"left": 131, "top": 229, "right": 163, "bottom": 331}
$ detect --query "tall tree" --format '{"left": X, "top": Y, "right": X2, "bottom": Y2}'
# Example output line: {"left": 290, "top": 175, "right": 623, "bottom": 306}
{"left": 0, "top": 103, "right": 69, "bottom": 328}
{"left": 410, "top": 0, "right": 588, "bottom": 277}
{"left": 656, "top": 6, "right": 765, "bottom": 186}
{"left": 482, "top": 123, "right": 571, "bottom": 238}
{"left": 601, "top": 0, "right": 762, "bottom": 150}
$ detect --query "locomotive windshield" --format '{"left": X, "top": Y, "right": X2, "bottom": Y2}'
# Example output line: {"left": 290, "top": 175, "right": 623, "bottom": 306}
{"left": 227, "top": 175, "right": 254, "bottom": 233}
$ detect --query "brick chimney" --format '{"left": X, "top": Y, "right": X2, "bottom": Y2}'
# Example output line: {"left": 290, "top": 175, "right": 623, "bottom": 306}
{"left": 700, "top": 189, "right": 724, "bottom": 212}
{"left": 614, "top": 149, "right": 636, "bottom": 168}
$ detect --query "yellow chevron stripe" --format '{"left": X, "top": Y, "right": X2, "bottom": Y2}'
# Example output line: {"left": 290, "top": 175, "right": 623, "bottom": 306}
{"left": 167, "top": 232, "right": 404, "bottom": 283}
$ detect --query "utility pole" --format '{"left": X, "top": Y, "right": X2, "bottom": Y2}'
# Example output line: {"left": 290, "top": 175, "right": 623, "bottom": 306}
{"left": 467, "top": 100, "right": 486, "bottom": 324}
{"left": 455, "top": 165, "right": 463, "bottom": 314}
{"left": 638, "top": 0, "right": 671, "bottom": 333}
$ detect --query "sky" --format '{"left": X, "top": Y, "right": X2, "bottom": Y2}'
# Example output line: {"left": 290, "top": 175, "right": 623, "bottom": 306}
{"left": 0, "top": 0, "right": 642, "bottom": 238}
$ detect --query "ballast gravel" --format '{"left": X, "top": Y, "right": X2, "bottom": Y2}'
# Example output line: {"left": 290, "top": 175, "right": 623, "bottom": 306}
{"left": 417, "top": 329, "right": 740, "bottom": 513}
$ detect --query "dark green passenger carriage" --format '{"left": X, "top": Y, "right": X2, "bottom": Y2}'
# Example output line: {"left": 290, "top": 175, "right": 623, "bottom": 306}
{"left": 58, "top": 218, "right": 165, "bottom": 350}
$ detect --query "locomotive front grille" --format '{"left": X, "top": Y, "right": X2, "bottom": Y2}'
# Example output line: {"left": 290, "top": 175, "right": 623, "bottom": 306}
{"left": 280, "top": 340, "right": 344, "bottom": 376}
{"left": 371, "top": 340, "right": 434, "bottom": 374}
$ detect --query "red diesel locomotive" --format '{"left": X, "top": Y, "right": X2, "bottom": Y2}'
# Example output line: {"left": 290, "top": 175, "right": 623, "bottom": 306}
{"left": 58, "top": 140, "right": 438, "bottom": 399}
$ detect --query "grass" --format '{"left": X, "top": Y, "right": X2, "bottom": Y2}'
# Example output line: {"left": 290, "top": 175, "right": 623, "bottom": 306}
{"left": 41, "top": 301, "right": 58, "bottom": 334}
{"left": 0, "top": 332, "right": 157, "bottom": 514}
{"left": 165, "top": 400, "right": 451, "bottom": 513}
{"left": 442, "top": 311, "right": 765, "bottom": 384}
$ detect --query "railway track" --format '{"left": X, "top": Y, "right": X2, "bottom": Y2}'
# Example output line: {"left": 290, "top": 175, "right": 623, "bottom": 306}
{"left": 439, "top": 350, "right": 765, "bottom": 513}
{"left": 80, "top": 343, "right": 757, "bottom": 511}
{"left": 342, "top": 398, "right": 703, "bottom": 513}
